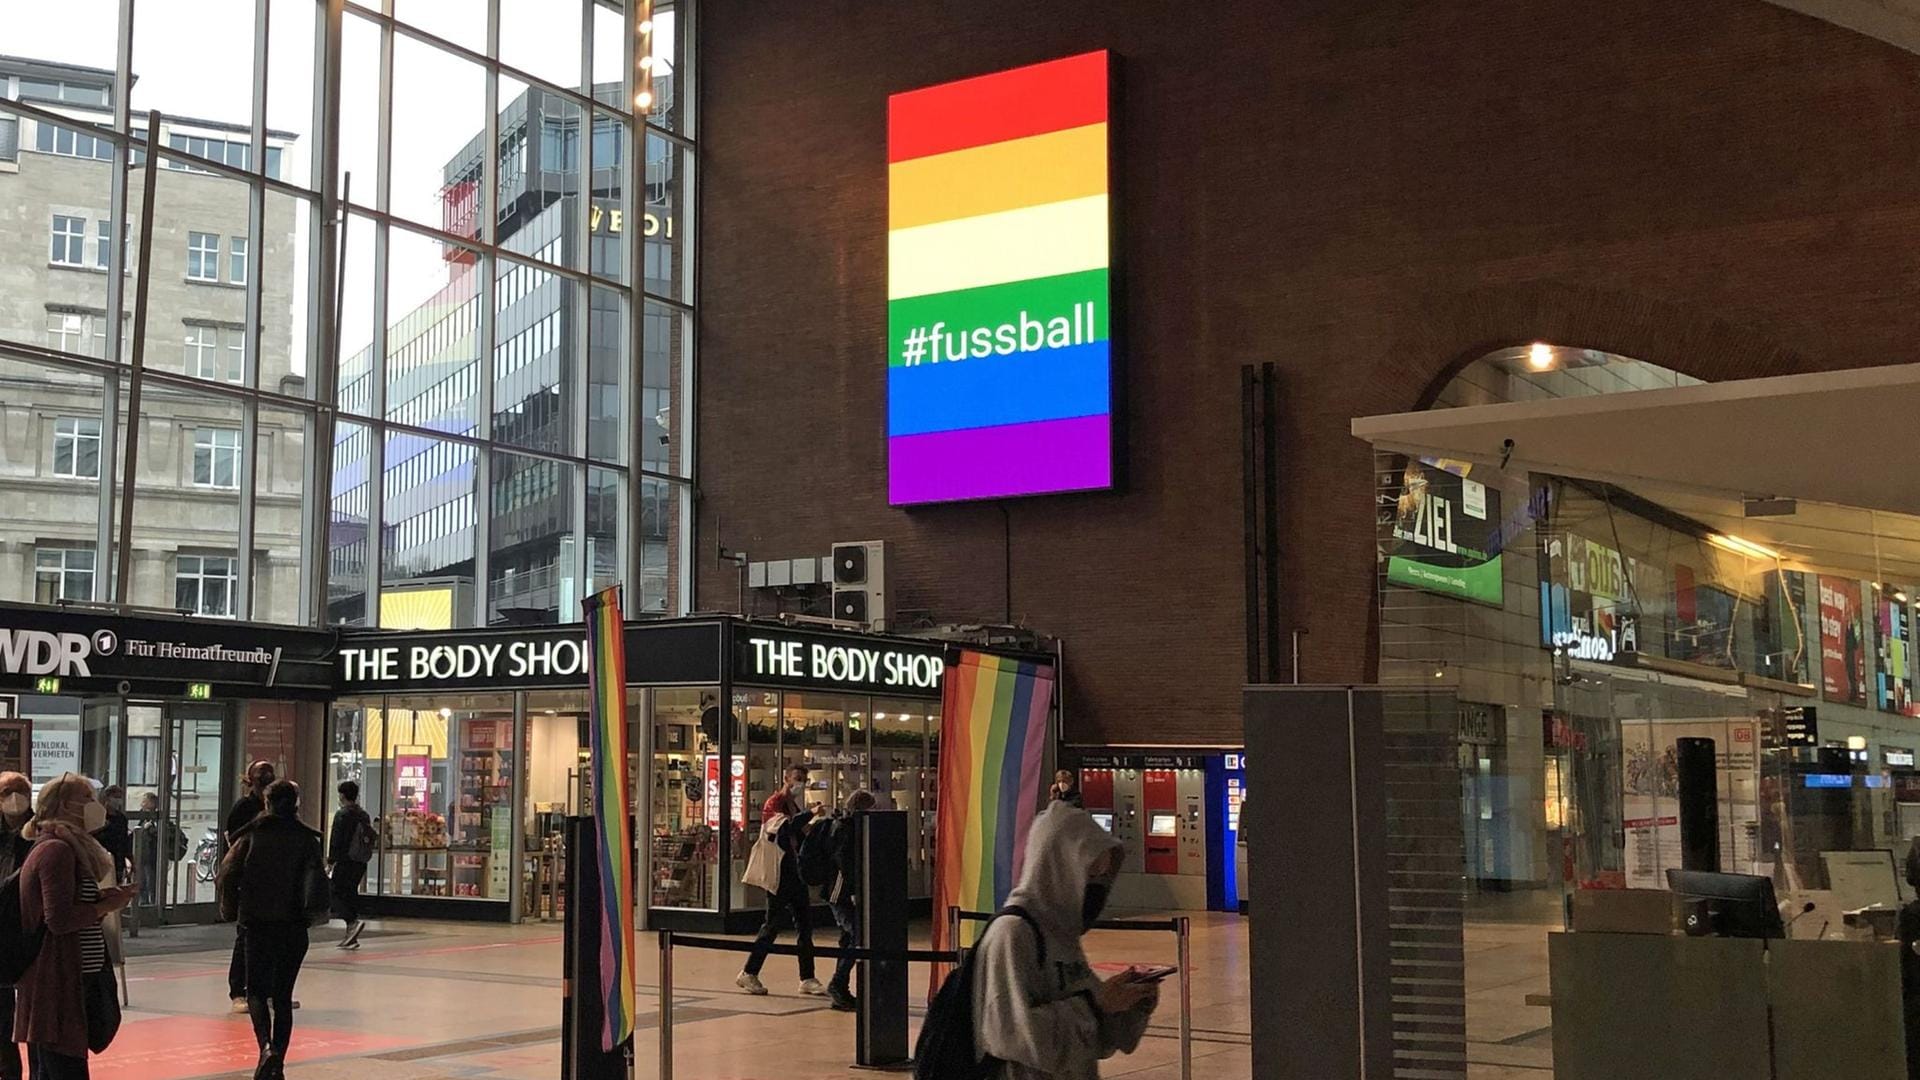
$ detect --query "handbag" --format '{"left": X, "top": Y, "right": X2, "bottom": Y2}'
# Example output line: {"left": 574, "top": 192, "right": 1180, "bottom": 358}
{"left": 83, "top": 967, "right": 121, "bottom": 1052}
{"left": 741, "top": 815, "right": 785, "bottom": 894}
{"left": 302, "top": 847, "right": 331, "bottom": 927}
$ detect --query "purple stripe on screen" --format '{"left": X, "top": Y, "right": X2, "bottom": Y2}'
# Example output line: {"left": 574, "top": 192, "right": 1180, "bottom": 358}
{"left": 889, "top": 413, "right": 1111, "bottom": 504}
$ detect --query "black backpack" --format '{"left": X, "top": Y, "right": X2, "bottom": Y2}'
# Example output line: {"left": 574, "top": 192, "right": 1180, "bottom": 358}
{"left": 913, "top": 907, "right": 1045, "bottom": 1080}
{"left": 797, "top": 816, "right": 839, "bottom": 888}
{"left": 0, "top": 869, "right": 47, "bottom": 986}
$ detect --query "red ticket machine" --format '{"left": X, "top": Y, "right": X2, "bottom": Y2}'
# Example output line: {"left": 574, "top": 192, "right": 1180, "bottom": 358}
{"left": 1142, "top": 768, "right": 1178, "bottom": 874}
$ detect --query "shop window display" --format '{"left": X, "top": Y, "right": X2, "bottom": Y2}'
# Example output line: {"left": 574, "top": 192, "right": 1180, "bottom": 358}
{"left": 651, "top": 687, "right": 722, "bottom": 909}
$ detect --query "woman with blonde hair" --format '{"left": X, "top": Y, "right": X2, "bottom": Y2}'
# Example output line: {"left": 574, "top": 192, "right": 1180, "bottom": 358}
{"left": 14, "top": 774, "right": 135, "bottom": 1079}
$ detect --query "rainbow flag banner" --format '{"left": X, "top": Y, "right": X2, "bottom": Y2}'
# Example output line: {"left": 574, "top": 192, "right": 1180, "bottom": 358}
{"left": 931, "top": 650, "right": 1056, "bottom": 966}
{"left": 582, "top": 587, "right": 635, "bottom": 1051}
{"left": 888, "top": 50, "right": 1116, "bottom": 505}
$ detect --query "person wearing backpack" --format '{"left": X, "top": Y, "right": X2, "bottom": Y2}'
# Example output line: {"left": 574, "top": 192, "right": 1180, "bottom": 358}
{"left": 0, "top": 772, "right": 34, "bottom": 1080}
{"left": 326, "top": 781, "right": 375, "bottom": 950}
{"left": 736, "top": 765, "right": 823, "bottom": 997}
{"left": 960, "top": 801, "right": 1157, "bottom": 1080}
{"left": 822, "top": 789, "right": 877, "bottom": 1012}
{"left": 220, "top": 780, "right": 326, "bottom": 1080}
{"left": 14, "top": 774, "right": 137, "bottom": 1080}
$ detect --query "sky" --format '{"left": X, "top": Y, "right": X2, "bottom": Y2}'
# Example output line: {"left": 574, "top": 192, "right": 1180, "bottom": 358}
{"left": 10, "top": 2, "right": 671, "bottom": 375}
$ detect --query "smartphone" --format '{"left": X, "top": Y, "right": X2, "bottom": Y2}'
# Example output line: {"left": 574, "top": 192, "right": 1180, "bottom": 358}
{"left": 1131, "top": 964, "right": 1178, "bottom": 983}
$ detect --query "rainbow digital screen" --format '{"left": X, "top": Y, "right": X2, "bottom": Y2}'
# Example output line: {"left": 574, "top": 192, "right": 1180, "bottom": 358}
{"left": 887, "top": 51, "right": 1116, "bottom": 505}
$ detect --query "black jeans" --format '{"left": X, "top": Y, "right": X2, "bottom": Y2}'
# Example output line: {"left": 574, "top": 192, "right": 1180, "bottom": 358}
{"left": 0, "top": 987, "right": 19, "bottom": 1080}
{"left": 743, "top": 888, "right": 814, "bottom": 981}
{"left": 829, "top": 899, "right": 858, "bottom": 993}
{"left": 24, "top": 1046, "right": 85, "bottom": 1080}
{"left": 331, "top": 861, "right": 366, "bottom": 923}
{"left": 243, "top": 923, "right": 310, "bottom": 1056}
{"left": 228, "top": 923, "right": 247, "bottom": 999}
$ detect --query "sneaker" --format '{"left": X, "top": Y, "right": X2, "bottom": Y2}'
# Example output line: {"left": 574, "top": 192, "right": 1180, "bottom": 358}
{"left": 340, "top": 938, "right": 362, "bottom": 951}
{"left": 231, "top": 997, "right": 250, "bottom": 1015}
{"left": 799, "top": 978, "right": 826, "bottom": 996}
{"left": 291, "top": 1000, "right": 300, "bottom": 1010}
{"left": 828, "top": 985, "right": 857, "bottom": 1012}
{"left": 735, "top": 972, "right": 767, "bottom": 996}
{"left": 342, "top": 920, "right": 366, "bottom": 948}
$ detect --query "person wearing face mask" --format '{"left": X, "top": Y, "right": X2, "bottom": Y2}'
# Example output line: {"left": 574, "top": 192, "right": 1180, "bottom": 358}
{"left": 223, "top": 761, "right": 276, "bottom": 1015}
{"left": 14, "top": 774, "right": 137, "bottom": 1080}
{"left": 220, "top": 779, "right": 325, "bottom": 1080}
{"left": 736, "top": 765, "right": 824, "bottom": 997}
{"left": 971, "top": 801, "right": 1158, "bottom": 1080}
{"left": 0, "top": 773, "right": 35, "bottom": 1080}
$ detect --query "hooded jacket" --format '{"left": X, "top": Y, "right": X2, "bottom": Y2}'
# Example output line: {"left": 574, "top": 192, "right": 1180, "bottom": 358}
{"left": 972, "top": 802, "right": 1153, "bottom": 1080}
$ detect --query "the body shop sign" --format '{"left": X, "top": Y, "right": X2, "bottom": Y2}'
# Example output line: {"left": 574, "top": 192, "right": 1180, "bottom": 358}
{"left": 736, "top": 628, "right": 947, "bottom": 695}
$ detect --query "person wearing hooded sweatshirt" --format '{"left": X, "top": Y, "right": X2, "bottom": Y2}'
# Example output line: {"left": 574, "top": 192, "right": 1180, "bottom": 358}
{"left": 973, "top": 801, "right": 1158, "bottom": 1080}
{"left": 221, "top": 779, "right": 325, "bottom": 1080}
{"left": 0, "top": 773, "right": 35, "bottom": 1080}
{"left": 15, "top": 774, "right": 137, "bottom": 1080}
{"left": 736, "top": 765, "right": 824, "bottom": 997}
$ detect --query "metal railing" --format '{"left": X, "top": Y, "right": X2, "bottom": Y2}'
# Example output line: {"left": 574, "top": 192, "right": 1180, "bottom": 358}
{"left": 653, "top": 912, "right": 1194, "bottom": 1080}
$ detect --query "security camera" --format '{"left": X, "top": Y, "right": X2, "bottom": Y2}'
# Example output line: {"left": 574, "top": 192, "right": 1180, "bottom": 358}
{"left": 116, "top": 680, "right": 132, "bottom": 696}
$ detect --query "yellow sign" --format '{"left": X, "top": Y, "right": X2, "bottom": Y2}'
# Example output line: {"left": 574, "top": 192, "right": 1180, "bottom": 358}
{"left": 187, "top": 682, "right": 213, "bottom": 700}
{"left": 379, "top": 586, "right": 455, "bottom": 632}
{"left": 33, "top": 677, "right": 59, "bottom": 695}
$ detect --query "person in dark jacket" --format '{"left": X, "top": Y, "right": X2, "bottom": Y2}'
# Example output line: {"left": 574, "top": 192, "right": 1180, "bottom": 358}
{"left": 15, "top": 774, "right": 136, "bottom": 1080}
{"left": 94, "top": 787, "right": 131, "bottom": 886}
{"left": 224, "top": 761, "right": 275, "bottom": 1013}
{"left": 0, "top": 772, "right": 34, "bottom": 1080}
{"left": 1050, "top": 770, "right": 1084, "bottom": 809}
{"left": 824, "top": 789, "right": 877, "bottom": 1012}
{"left": 221, "top": 780, "right": 324, "bottom": 1080}
{"left": 326, "top": 781, "right": 374, "bottom": 950}
{"left": 736, "top": 765, "right": 822, "bottom": 997}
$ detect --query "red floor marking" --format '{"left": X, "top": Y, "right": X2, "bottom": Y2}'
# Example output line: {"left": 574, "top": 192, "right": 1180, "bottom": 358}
{"left": 90, "top": 1015, "right": 410, "bottom": 1080}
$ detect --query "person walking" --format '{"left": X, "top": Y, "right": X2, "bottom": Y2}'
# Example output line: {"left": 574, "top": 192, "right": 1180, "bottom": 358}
{"left": 224, "top": 761, "right": 275, "bottom": 1014}
{"left": 736, "top": 764, "right": 823, "bottom": 997}
{"left": 94, "top": 788, "right": 131, "bottom": 886}
{"left": 220, "top": 780, "right": 325, "bottom": 1080}
{"left": 824, "top": 789, "right": 876, "bottom": 1012}
{"left": 0, "top": 772, "right": 35, "bottom": 1080}
{"left": 14, "top": 774, "right": 137, "bottom": 1080}
{"left": 326, "top": 781, "right": 374, "bottom": 950}
{"left": 972, "top": 801, "right": 1158, "bottom": 1080}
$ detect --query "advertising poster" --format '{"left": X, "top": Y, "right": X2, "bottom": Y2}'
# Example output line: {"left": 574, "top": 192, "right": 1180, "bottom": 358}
{"left": 1539, "top": 533, "right": 1638, "bottom": 660}
{"left": 1620, "top": 719, "right": 1760, "bottom": 886}
{"left": 394, "top": 747, "right": 431, "bottom": 812}
{"left": 1819, "top": 576, "right": 1868, "bottom": 705}
{"left": 0, "top": 720, "right": 28, "bottom": 775}
{"left": 1877, "top": 588, "right": 1915, "bottom": 716}
{"left": 1386, "top": 458, "right": 1505, "bottom": 607}
{"left": 703, "top": 755, "right": 746, "bottom": 830}
{"left": 30, "top": 729, "right": 78, "bottom": 782}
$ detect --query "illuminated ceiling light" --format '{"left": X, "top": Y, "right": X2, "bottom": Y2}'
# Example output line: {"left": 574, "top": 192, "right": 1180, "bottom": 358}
{"left": 1848, "top": 735, "right": 1868, "bottom": 751}
{"left": 640, "top": 56, "right": 654, "bottom": 70}
{"left": 1527, "top": 342, "right": 1555, "bottom": 371}
{"left": 639, "top": 19, "right": 654, "bottom": 33}
{"left": 1707, "top": 533, "right": 1780, "bottom": 561}
{"left": 438, "top": 707, "right": 452, "bottom": 719}
{"left": 635, "top": 90, "right": 653, "bottom": 109}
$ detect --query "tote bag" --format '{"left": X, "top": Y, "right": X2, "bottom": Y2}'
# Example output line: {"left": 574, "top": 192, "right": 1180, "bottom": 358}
{"left": 741, "top": 814, "right": 786, "bottom": 894}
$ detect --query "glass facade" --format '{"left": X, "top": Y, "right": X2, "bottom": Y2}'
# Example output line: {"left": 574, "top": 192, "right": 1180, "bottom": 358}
{"left": 0, "top": 0, "right": 692, "bottom": 630}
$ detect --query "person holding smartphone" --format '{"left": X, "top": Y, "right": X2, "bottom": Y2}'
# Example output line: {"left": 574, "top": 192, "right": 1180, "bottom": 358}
{"left": 973, "top": 801, "right": 1158, "bottom": 1079}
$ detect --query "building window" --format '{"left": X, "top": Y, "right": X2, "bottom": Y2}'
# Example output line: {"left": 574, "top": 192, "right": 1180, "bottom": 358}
{"left": 186, "top": 231, "right": 220, "bottom": 282}
{"left": 224, "top": 327, "right": 245, "bottom": 384}
{"left": 50, "top": 215, "right": 86, "bottom": 266}
{"left": 33, "top": 122, "right": 114, "bottom": 162}
{"left": 95, "top": 220, "right": 112, "bottom": 269}
{"left": 0, "top": 116, "right": 18, "bottom": 163}
{"left": 52, "top": 418, "right": 102, "bottom": 480}
{"left": 175, "top": 554, "right": 237, "bottom": 617}
{"left": 229, "top": 237, "right": 248, "bottom": 285}
{"left": 34, "top": 547, "right": 96, "bottom": 604}
{"left": 184, "top": 324, "right": 220, "bottom": 379}
{"left": 192, "top": 428, "right": 241, "bottom": 488}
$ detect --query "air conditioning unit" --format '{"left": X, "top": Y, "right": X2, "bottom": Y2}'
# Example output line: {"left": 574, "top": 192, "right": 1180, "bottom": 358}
{"left": 830, "top": 541, "right": 889, "bottom": 631}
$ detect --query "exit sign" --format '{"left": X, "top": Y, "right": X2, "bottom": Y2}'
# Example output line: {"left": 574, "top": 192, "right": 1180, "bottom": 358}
{"left": 187, "top": 683, "right": 213, "bottom": 701}
{"left": 34, "top": 677, "right": 59, "bottom": 695}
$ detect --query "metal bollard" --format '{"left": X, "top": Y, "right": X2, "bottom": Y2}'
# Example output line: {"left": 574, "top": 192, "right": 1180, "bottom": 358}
{"left": 1177, "top": 916, "right": 1192, "bottom": 1080}
{"left": 658, "top": 929, "right": 673, "bottom": 1080}
{"left": 947, "top": 905, "right": 962, "bottom": 961}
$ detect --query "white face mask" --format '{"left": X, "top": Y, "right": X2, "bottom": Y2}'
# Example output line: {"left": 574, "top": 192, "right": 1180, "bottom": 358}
{"left": 0, "top": 794, "right": 27, "bottom": 818}
{"left": 81, "top": 801, "right": 108, "bottom": 834}
{"left": 789, "top": 782, "right": 807, "bottom": 800}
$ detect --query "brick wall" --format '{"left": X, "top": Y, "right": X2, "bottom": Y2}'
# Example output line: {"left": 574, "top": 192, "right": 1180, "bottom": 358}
{"left": 695, "top": 0, "right": 1920, "bottom": 745}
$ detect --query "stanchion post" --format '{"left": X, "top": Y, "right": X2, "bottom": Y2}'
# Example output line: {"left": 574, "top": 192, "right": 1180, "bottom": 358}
{"left": 1176, "top": 916, "right": 1192, "bottom": 1080}
{"left": 658, "top": 930, "right": 674, "bottom": 1080}
{"left": 947, "top": 906, "right": 962, "bottom": 960}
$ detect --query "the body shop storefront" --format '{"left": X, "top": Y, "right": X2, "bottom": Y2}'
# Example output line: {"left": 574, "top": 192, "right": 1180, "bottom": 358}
{"left": 330, "top": 616, "right": 973, "bottom": 930}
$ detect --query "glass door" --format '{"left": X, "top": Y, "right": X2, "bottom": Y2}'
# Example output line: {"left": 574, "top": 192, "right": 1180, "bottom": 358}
{"left": 125, "top": 701, "right": 234, "bottom": 926}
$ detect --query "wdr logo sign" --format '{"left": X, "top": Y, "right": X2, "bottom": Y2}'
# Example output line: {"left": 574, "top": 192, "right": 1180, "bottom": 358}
{"left": 0, "top": 629, "right": 94, "bottom": 677}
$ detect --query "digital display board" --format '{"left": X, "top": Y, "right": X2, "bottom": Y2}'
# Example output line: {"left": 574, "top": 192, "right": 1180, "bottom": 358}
{"left": 887, "top": 51, "right": 1116, "bottom": 504}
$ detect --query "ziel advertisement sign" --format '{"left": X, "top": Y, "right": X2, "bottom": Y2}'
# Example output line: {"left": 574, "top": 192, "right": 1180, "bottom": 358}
{"left": 1385, "top": 458, "right": 1506, "bottom": 607}
{"left": 735, "top": 628, "right": 948, "bottom": 696}
{"left": 0, "top": 603, "right": 333, "bottom": 696}
{"left": 887, "top": 50, "right": 1118, "bottom": 504}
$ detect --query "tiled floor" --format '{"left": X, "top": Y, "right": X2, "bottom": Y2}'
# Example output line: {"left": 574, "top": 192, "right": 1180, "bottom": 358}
{"left": 95, "top": 904, "right": 1554, "bottom": 1078}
